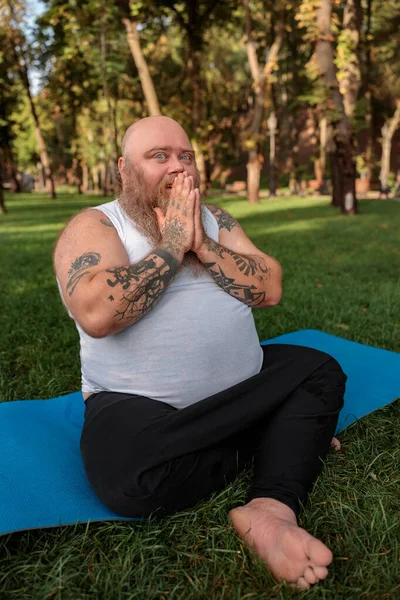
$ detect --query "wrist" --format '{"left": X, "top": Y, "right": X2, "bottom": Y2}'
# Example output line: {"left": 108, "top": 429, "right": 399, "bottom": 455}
{"left": 194, "top": 236, "right": 211, "bottom": 260}
{"left": 158, "top": 241, "right": 184, "bottom": 264}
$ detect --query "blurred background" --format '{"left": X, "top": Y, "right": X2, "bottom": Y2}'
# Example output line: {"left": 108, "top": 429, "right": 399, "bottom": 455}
{"left": 1, "top": 0, "right": 399, "bottom": 214}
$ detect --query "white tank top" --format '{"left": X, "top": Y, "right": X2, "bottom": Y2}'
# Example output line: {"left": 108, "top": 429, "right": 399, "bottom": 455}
{"left": 60, "top": 199, "right": 264, "bottom": 409}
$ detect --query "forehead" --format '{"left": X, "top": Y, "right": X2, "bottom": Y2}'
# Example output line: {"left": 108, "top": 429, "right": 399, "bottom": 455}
{"left": 127, "top": 119, "right": 192, "bottom": 158}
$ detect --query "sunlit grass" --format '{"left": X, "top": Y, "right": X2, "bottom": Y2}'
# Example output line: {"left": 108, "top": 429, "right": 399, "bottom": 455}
{"left": 1, "top": 191, "right": 400, "bottom": 598}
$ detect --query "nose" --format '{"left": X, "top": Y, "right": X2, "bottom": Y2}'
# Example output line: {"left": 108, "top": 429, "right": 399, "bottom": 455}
{"left": 167, "top": 154, "right": 185, "bottom": 174}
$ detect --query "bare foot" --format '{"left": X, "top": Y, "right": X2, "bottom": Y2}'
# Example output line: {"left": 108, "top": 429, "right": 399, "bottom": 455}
{"left": 331, "top": 436, "right": 341, "bottom": 451}
{"left": 228, "top": 498, "right": 333, "bottom": 590}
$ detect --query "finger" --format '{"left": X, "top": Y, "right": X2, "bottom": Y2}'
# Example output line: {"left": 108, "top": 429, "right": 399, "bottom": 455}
{"left": 194, "top": 189, "right": 201, "bottom": 221}
{"left": 153, "top": 207, "right": 165, "bottom": 228}
{"left": 184, "top": 189, "right": 195, "bottom": 216}
{"left": 182, "top": 173, "right": 193, "bottom": 194}
{"left": 173, "top": 172, "right": 184, "bottom": 197}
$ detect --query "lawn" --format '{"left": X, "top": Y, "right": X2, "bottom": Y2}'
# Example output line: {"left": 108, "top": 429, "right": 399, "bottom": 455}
{"left": 1, "top": 191, "right": 399, "bottom": 599}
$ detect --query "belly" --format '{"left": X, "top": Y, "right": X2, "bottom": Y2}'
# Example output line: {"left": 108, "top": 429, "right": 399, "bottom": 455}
{"left": 81, "top": 283, "right": 263, "bottom": 408}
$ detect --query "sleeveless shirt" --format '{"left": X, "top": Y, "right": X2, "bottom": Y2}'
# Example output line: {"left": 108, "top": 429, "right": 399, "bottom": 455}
{"left": 59, "top": 199, "right": 264, "bottom": 409}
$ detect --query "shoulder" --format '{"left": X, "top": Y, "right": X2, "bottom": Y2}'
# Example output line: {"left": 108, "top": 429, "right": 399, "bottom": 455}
{"left": 53, "top": 207, "right": 119, "bottom": 271}
{"left": 205, "top": 203, "right": 242, "bottom": 232}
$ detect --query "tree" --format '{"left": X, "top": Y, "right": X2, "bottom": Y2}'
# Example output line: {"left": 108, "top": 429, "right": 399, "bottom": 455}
{"left": 298, "top": 0, "right": 358, "bottom": 213}
{"left": 369, "top": 0, "right": 400, "bottom": 193}
{"left": 152, "top": 0, "right": 239, "bottom": 193}
{"left": 379, "top": 100, "right": 400, "bottom": 192}
{"left": 0, "top": 1, "right": 24, "bottom": 211}
{"left": 336, "top": 0, "right": 362, "bottom": 119}
{"left": 242, "top": 0, "right": 284, "bottom": 203}
{"left": 6, "top": 0, "right": 56, "bottom": 198}
{"left": 116, "top": 0, "right": 161, "bottom": 116}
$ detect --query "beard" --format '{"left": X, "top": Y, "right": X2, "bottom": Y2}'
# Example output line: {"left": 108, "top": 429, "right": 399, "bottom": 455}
{"left": 118, "top": 163, "right": 205, "bottom": 278}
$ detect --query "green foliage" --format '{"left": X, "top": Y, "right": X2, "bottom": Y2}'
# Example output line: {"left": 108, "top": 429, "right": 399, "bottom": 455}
{"left": 9, "top": 96, "right": 37, "bottom": 170}
{"left": 2, "top": 0, "right": 400, "bottom": 187}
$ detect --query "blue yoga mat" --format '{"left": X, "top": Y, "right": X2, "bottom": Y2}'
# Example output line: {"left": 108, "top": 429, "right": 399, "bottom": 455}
{"left": 1, "top": 330, "right": 399, "bottom": 537}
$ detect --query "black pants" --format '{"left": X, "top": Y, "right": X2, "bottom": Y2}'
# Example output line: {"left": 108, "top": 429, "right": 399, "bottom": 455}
{"left": 80, "top": 344, "right": 346, "bottom": 519}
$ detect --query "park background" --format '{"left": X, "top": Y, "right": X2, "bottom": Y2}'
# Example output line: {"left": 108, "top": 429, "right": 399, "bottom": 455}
{"left": 1, "top": 0, "right": 400, "bottom": 598}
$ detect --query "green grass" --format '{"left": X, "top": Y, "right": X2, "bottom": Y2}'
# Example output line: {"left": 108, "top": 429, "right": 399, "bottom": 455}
{"left": 1, "top": 192, "right": 400, "bottom": 599}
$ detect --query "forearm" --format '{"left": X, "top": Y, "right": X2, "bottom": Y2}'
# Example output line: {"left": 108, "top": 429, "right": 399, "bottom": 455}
{"left": 74, "top": 244, "right": 183, "bottom": 337}
{"left": 196, "top": 237, "right": 282, "bottom": 307}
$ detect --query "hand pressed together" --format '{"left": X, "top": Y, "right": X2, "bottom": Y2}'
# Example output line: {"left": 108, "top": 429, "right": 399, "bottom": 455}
{"left": 153, "top": 171, "right": 207, "bottom": 256}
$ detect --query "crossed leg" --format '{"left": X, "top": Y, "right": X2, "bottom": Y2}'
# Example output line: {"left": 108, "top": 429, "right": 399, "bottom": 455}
{"left": 81, "top": 344, "right": 346, "bottom": 589}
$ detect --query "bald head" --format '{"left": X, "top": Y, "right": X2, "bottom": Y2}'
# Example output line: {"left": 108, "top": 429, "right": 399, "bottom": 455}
{"left": 121, "top": 116, "right": 191, "bottom": 158}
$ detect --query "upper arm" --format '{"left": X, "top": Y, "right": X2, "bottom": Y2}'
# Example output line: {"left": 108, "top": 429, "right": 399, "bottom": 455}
{"left": 206, "top": 203, "right": 268, "bottom": 257}
{"left": 53, "top": 209, "right": 129, "bottom": 322}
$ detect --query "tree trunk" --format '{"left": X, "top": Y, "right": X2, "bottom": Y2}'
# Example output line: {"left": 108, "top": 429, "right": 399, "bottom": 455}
{"left": 186, "top": 27, "right": 209, "bottom": 195}
{"left": 314, "top": 115, "right": 328, "bottom": 192}
{"left": 247, "top": 150, "right": 261, "bottom": 204}
{"left": 315, "top": 0, "right": 357, "bottom": 214}
{"left": 364, "top": 91, "right": 373, "bottom": 191}
{"left": 122, "top": 17, "right": 161, "bottom": 116}
{"left": 363, "top": 0, "right": 373, "bottom": 190}
{"left": 82, "top": 164, "right": 89, "bottom": 193}
{"left": 100, "top": 21, "right": 119, "bottom": 196}
{"left": 0, "top": 150, "right": 7, "bottom": 214}
{"left": 92, "top": 165, "right": 100, "bottom": 194}
{"left": 100, "top": 159, "right": 107, "bottom": 196}
{"left": 191, "top": 138, "right": 208, "bottom": 195}
{"left": 75, "top": 158, "right": 83, "bottom": 194}
{"left": 4, "top": 142, "right": 22, "bottom": 192}
{"left": 379, "top": 100, "right": 400, "bottom": 191}
{"left": 243, "top": 0, "right": 284, "bottom": 204}
{"left": 340, "top": 0, "right": 362, "bottom": 118}
{"left": 6, "top": 0, "right": 54, "bottom": 198}
{"left": 18, "top": 60, "right": 56, "bottom": 199}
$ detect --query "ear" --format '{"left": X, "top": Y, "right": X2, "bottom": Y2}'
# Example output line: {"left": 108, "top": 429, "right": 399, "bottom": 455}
{"left": 118, "top": 156, "right": 124, "bottom": 171}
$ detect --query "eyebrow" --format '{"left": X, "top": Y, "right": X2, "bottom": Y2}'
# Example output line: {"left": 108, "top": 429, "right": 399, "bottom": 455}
{"left": 144, "top": 146, "right": 194, "bottom": 155}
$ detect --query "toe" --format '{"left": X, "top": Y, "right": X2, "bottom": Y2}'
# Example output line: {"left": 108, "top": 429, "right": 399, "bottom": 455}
{"left": 291, "top": 577, "right": 310, "bottom": 590}
{"left": 304, "top": 566, "right": 318, "bottom": 585}
{"left": 312, "top": 565, "right": 329, "bottom": 580}
{"left": 307, "top": 539, "right": 333, "bottom": 566}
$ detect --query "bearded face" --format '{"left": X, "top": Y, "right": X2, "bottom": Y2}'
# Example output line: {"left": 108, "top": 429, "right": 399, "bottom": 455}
{"left": 118, "top": 159, "right": 205, "bottom": 277}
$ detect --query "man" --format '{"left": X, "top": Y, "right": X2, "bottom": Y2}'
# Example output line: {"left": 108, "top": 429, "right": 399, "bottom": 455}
{"left": 53, "top": 116, "right": 346, "bottom": 590}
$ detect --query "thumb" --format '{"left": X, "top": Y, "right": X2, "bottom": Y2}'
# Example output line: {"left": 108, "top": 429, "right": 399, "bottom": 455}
{"left": 153, "top": 207, "right": 165, "bottom": 229}
{"left": 194, "top": 190, "right": 202, "bottom": 226}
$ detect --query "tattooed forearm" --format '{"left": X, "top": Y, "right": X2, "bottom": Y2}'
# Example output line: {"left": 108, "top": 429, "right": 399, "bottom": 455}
{"left": 66, "top": 251, "right": 101, "bottom": 296}
{"left": 105, "top": 247, "right": 180, "bottom": 323}
{"left": 234, "top": 254, "right": 270, "bottom": 281}
{"left": 203, "top": 263, "right": 266, "bottom": 306}
{"left": 204, "top": 238, "right": 270, "bottom": 282}
{"left": 207, "top": 205, "right": 239, "bottom": 232}
{"left": 199, "top": 239, "right": 273, "bottom": 307}
{"left": 205, "top": 238, "right": 225, "bottom": 258}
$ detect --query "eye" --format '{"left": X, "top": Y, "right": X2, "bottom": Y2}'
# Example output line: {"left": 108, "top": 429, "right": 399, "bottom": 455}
{"left": 154, "top": 153, "right": 167, "bottom": 160}
{"left": 181, "top": 154, "right": 192, "bottom": 161}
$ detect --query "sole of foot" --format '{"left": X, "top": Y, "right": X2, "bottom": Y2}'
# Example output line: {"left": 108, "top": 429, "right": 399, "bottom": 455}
{"left": 228, "top": 497, "right": 333, "bottom": 590}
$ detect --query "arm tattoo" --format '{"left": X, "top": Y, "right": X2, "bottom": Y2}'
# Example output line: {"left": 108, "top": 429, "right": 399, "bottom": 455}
{"left": 202, "top": 238, "right": 271, "bottom": 305}
{"left": 204, "top": 238, "right": 270, "bottom": 282}
{"left": 203, "top": 263, "right": 266, "bottom": 306}
{"left": 66, "top": 251, "right": 101, "bottom": 296}
{"left": 205, "top": 238, "right": 225, "bottom": 258}
{"left": 233, "top": 254, "right": 270, "bottom": 281}
{"left": 207, "top": 205, "right": 239, "bottom": 232}
{"left": 100, "top": 217, "right": 115, "bottom": 228}
{"left": 161, "top": 217, "right": 188, "bottom": 255}
{"left": 105, "top": 248, "right": 180, "bottom": 323}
